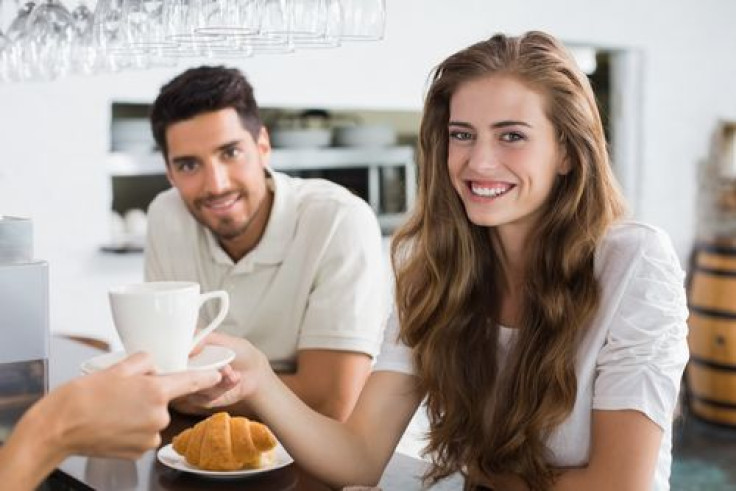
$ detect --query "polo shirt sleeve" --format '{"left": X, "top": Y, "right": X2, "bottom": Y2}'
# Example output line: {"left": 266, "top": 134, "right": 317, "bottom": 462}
{"left": 592, "top": 228, "right": 689, "bottom": 431}
{"left": 296, "top": 201, "right": 388, "bottom": 358}
{"left": 144, "top": 194, "right": 168, "bottom": 282}
{"left": 373, "top": 311, "right": 415, "bottom": 375}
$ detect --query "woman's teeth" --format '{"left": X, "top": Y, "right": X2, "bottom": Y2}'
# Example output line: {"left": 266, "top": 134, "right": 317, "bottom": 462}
{"left": 470, "top": 183, "right": 511, "bottom": 198}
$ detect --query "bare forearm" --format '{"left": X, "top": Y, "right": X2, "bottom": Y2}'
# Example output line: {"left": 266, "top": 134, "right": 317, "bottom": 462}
{"left": 202, "top": 373, "right": 343, "bottom": 420}
{"left": 0, "top": 411, "right": 67, "bottom": 490}
{"left": 278, "top": 372, "right": 356, "bottom": 421}
{"left": 250, "top": 370, "right": 386, "bottom": 487}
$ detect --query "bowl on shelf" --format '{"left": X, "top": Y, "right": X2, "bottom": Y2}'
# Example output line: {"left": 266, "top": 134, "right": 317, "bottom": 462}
{"left": 111, "top": 119, "right": 156, "bottom": 153}
{"left": 333, "top": 124, "right": 396, "bottom": 147}
{"left": 270, "top": 128, "right": 333, "bottom": 149}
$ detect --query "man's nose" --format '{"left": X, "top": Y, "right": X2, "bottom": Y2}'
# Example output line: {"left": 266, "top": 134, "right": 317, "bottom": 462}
{"left": 203, "top": 162, "right": 231, "bottom": 194}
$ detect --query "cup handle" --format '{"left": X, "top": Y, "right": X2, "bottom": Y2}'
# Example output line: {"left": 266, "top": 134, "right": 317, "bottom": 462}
{"left": 191, "top": 290, "right": 230, "bottom": 348}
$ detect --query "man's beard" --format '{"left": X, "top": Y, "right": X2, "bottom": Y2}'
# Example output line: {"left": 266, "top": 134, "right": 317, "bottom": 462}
{"left": 189, "top": 191, "right": 266, "bottom": 242}
{"left": 209, "top": 215, "right": 252, "bottom": 241}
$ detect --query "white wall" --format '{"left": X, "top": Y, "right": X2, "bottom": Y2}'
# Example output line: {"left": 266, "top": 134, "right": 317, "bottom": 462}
{"left": 2, "top": 0, "right": 735, "bottom": 343}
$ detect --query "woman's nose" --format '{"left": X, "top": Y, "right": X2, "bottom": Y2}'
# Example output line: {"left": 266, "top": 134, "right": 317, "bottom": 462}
{"left": 467, "top": 140, "right": 499, "bottom": 172}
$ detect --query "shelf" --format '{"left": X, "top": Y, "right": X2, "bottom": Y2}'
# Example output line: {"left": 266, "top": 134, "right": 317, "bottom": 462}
{"left": 108, "top": 146, "right": 417, "bottom": 235}
{"left": 107, "top": 146, "right": 415, "bottom": 176}
{"left": 269, "top": 146, "right": 415, "bottom": 170}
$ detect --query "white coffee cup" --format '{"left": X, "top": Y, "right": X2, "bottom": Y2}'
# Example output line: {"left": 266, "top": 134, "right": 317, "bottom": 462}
{"left": 109, "top": 281, "right": 229, "bottom": 373}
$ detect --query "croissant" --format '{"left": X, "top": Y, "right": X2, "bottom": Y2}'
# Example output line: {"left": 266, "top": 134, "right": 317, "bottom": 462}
{"left": 172, "top": 412, "right": 278, "bottom": 471}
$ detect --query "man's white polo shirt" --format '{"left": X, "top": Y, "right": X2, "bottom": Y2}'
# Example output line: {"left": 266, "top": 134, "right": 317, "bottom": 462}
{"left": 145, "top": 170, "right": 387, "bottom": 372}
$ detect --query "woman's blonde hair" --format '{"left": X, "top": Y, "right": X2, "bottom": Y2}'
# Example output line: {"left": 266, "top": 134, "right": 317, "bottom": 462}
{"left": 391, "top": 31, "right": 626, "bottom": 490}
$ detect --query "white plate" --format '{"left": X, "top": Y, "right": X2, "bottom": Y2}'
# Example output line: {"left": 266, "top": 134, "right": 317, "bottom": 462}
{"left": 79, "top": 345, "right": 235, "bottom": 375}
{"left": 156, "top": 441, "right": 294, "bottom": 478}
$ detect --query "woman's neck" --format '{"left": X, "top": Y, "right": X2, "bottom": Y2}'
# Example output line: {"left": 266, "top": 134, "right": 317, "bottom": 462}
{"left": 489, "top": 225, "right": 527, "bottom": 280}
{"left": 488, "top": 228, "right": 528, "bottom": 329}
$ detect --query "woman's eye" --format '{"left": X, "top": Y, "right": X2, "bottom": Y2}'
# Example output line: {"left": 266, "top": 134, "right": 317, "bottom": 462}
{"left": 449, "top": 130, "right": 473, "bottom": 142}
{"left": 501, "top": 131, "right": 526, "bottom": 143}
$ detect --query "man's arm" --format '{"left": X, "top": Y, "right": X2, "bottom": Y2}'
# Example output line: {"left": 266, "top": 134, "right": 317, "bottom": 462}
{"left": 277, "top": 349, "right": 372, "bottom": 421}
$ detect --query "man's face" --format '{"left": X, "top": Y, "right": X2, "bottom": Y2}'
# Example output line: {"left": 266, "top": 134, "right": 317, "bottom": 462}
{"left": 164, "top": 108, "right": 271, "bottom": 242}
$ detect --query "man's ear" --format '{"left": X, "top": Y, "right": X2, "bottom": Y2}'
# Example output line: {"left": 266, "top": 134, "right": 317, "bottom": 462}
{"left": 257, "top": 126, "right": 272, "bottom": 158}
{"left": 165, "top": 161, "right": 175, "bottom": 187}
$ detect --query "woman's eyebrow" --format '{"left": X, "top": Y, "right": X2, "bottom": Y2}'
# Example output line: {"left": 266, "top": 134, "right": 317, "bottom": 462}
{"left": 448, "top": 120, "right": 533, "bottom": 128}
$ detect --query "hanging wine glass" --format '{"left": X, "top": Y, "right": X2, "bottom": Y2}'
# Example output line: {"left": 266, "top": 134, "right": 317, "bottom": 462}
{"left": 93, "top": 0, "right": 149, "bottom": 72}
{"left": 121, "top": 0, "right": 170, "bottom": 49}
{"left": 0, "top": 0, "right": 9, "bottom": 81}
{"left": 294, "top": 0, "right": 341, "bottom": 49}
{"left": 160, "top": 0, "right": 224, "bottom": 59}
{"left": 4, "top": 1, "right": 36, "bottom": 81}
{"left": 70, "top": 1, "right": 99, "bottom": 75}
{"left": 248, "top": 0, "right": 293, "bottom": 54}
{"left": 22, "top": 0, "right": 75, "bottom": 81}
{"left": 69, "top": 1, "right": 97, "bottom": 75}
{"left": 194, "top": 0, "right": 260, "bottom": 37}
{"left": 340, "top": 0, "right": 385, "bottom": 41}
{"left": 0, "top": 31, "right": 9, "bottom": 82}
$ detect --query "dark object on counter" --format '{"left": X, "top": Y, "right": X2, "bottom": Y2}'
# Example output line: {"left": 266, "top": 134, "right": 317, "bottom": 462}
{"left": 100, "top": 243, "right": 144, "bottom": 254}
{"left": 0, "top": 216, "right": 49, "bottom": 441}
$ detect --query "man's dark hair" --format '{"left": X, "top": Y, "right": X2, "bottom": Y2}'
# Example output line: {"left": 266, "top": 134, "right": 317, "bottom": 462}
{"left": 150, "top": 65, "right": 262, "bottom": 160}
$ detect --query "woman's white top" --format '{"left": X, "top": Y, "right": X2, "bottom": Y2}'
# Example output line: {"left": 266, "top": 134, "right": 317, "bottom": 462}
{"left": 373, "top": 222, "right": 689, "bottom": 491}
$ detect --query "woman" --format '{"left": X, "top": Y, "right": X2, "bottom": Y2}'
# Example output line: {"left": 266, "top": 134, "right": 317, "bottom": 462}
{"left": 196, "top": 31, "right": 688, "bottom": 490}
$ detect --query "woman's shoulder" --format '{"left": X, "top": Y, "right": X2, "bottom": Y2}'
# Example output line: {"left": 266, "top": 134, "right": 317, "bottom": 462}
{"left": 596, "top": 220, "right": 684, "bottom": 282}
{"left": 599, "top": 221, "right": 677, "bottom": 259}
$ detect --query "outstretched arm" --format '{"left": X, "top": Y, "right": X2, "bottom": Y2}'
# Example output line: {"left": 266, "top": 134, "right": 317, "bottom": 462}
{"left": 0, "top": 353, "right": 222, "bottom": 490}
{"left": 201, "top": 332, "right": 424, "bottom": 488}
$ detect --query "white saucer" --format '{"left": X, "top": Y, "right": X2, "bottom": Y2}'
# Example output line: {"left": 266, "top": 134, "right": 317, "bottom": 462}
{"left": 80, "top": 345, "right": 235, "bottom": 375}
{"left": 156, "top": 442, "right": 294, "bottom": 478}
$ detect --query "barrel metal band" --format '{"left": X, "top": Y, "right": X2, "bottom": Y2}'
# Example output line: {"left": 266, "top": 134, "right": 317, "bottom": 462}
{"left": 689, "top": 305, "right": 736, "bottom": 321}
{"left": 692, "top": 265, "right": 736, "bottom": 277}
{"left": 690, "top": 393, "right": 736, "bottom": 410}
{"left": 695, "top": 243, "right": 736, "bottom": 256}
{"left": 690, "top": 355, "right": 736, "bottom": 372}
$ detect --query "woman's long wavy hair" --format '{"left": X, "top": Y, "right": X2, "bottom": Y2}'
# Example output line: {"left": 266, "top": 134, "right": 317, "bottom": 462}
{"left": 391, "top": 31, "right": 627, "bottom": 490}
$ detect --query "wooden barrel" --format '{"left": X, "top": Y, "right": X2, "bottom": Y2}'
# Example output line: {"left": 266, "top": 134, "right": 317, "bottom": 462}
{"left": 687, "top": 242, "right": 736, "bottom": 426}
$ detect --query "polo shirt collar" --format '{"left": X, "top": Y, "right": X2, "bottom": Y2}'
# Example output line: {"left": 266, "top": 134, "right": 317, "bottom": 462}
{"left": 204, "top": 169, "right": 296, "bottom": 269}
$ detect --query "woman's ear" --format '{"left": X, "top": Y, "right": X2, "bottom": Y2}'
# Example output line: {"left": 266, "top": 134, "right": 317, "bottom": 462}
{"left": 557, "top": 145, "right": 572, "bottom": 176}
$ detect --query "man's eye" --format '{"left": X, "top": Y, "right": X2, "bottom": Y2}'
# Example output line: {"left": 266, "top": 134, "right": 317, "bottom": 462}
{"left": 223, "top": 147, "right": 241, "bottom": 159}
{"left": 501, "top": 131, "right": 525, "bottom": 143}
{"left": 449, "top": 130, "right": 473, "bottom": 141}
{"left": 174, "top": 161, "right": 198, "bottom": 173}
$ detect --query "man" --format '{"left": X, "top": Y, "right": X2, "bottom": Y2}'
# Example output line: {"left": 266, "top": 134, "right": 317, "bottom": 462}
{"left": 145, "top": 66, "right": 387, "bottom": 421}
